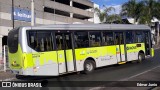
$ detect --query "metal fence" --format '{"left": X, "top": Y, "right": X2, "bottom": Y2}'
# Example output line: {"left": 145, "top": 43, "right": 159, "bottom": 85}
{"left": 0, "top": 45, "right": 10, "bottom": 72}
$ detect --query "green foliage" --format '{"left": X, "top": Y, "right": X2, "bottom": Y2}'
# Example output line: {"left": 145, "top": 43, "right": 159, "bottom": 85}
{"left": 121, "top": 0, "right": 160, "bottom": 25}
{"left": 95, "top": 6, "right": 121, "bottom": 23}
{"left": 94, "top": 8, "right": 106, "bottom": 23}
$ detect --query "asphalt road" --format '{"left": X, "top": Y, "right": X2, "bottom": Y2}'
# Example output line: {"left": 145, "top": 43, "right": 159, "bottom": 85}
{"left": 1, "top": 49, "right": 160, "bottom": 90}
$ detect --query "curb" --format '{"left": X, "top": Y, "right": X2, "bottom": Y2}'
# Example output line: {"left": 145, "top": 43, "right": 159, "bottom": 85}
{"left": 152, "top": 87, "right": 160, "bottom": 90}
{"left": 0, "top": 77, "right": 16, "bottom": 81}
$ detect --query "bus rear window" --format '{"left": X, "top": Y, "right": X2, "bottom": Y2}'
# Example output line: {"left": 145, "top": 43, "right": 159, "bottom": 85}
{"left": 8, "top": 28, "right": 19, "bottom": 53}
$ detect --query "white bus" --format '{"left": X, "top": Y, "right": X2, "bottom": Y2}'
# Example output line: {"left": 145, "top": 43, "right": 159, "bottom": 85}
{"left": 8, "top": 24, "right": 154, "bottom": 76}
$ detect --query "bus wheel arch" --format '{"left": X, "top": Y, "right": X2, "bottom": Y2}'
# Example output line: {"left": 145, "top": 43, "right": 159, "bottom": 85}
{"left": 83, "top": 57, "right": 96, "bottom": 74}
{"left": 137, "top": 50, "right": 145, "bottom": 63}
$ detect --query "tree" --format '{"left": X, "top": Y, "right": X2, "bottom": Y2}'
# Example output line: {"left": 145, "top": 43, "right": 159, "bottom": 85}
{"left": 105, "top": 14, "right": 122, "bottom": 24}
{"left": 94, "top": 7, "right": 106, "bottom": 23}
{"left": 139, "top": 0, "right": 160, "bottom": 25}
{"left": 94, "top": 6, "right": 116, "bottom": 23}
{"left": 121, "top": 0, "right": 139, "bottom": 24}
{"left": 121, "top": 0, "right": 160, "bottom": 25}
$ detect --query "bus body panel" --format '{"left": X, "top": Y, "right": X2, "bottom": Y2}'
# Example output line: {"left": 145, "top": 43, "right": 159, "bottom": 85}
{"left": 75, "top": 46, "right": 117, "bottom": 70}
{"left": 57, "top": 50, "right": 66, "bottom": 73}
{"left": 65, "top": 49, "right": 75, "bottom": 72}
{"left": 116, "top": 45, "right": 126, "bottom": 62}
{"left": 126, "top": 43, "right": 145, "bottom": 61}
{"left": 8, "top": 44, "right": 23, "bottom": 70}
{"left": 151, "top": 48, "right": 154, "bottom": 57}
{"left": 23, "top": 51, "right": 59, "bottom": 76}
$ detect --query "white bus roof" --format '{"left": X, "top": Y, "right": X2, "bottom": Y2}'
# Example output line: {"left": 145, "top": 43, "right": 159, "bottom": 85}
{"left": 23, "top": 24, "right": 151, "bottom": 31}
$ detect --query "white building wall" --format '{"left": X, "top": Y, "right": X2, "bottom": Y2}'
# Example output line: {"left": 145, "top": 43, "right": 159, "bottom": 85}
{"left": 88, "top": 3, "right": 100, "bottom": 24}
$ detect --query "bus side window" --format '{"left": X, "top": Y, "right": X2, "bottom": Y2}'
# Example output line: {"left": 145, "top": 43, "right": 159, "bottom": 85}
{"left": 102, "top": 32, "right": 114, "bottom": 46}
{"left": 126, "top": 31, "right": 134, "bottom": 44}
{"left": 135, "top": 31, "right": 144, "bottom": 43}
{"left": 74, "top": 32, "right": 89, "bottom": 48}
{"left": 136, "top": 31, "right": 144, "bottom": 43}
{"left": 28, "top": 31, "right": 54, "bottom": 52}
{"left": 89, "top": 32, "right": 101, "bottom": 47}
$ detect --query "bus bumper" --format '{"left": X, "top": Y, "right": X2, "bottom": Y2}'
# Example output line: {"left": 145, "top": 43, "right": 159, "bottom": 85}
{"left": 151, "top": 48, "right": 154, "bottom": 57}
{"left": 11, "top": 63, "right": 59, "bottom": 76}
{"left": 11, "top": 69, "right": 22, "bottom": 75}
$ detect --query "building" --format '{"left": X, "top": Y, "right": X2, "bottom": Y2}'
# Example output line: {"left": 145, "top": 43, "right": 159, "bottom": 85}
{"left": 0, "top": 0, "right": 94, "bottom": 61}
{"left": 88, "top": 3, "right": 101, "bottom": 24}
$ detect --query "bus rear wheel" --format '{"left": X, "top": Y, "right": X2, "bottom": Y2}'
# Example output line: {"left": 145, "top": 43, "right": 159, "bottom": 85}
{"left": 137, "top": 53, "right": 145, "bottom": 63}
{"left": 83, "top": 60, "right": 95, "bottom": 74}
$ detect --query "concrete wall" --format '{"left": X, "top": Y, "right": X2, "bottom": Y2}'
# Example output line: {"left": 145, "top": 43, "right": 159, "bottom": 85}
{"left": 0, "top": 0, "right": 94, "bottom": 62}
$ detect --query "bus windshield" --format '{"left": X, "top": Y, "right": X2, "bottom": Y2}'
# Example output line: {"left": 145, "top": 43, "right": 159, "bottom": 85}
{"left": 8, "top": 28, "right": 19, "bottom": 53}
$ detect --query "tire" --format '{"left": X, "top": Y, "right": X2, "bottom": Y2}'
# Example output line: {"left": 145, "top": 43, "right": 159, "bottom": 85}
{"left": 16, "top": 74, "right": 24, "bottom": 79}
{"left": 137, "top": 53, "right": 145, "bottom": 63}
{"left": 83, "top": 60, "right": 95, "bottom": 74}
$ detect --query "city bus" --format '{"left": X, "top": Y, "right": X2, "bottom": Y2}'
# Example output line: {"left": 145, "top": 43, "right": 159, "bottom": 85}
{"left": 8, "top": 24, "right": 154, "bottom": 76}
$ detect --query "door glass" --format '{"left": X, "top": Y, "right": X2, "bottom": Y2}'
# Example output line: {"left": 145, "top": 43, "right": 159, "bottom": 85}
{"left": 145, "top": 31, "right": 150, "bottom": 55}
{"left": 115, "top": 33, "right": 124, "bottom": 45}
{"left": 55, "top": 33, "right": 63, "bottom": 50}
{"left": 64, "top": 34, "right": 72, "bottom": 49}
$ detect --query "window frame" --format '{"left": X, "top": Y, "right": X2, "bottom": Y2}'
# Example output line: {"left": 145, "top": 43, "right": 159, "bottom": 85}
{"left": 114, "top": 31, "right": 125, "bottom": 45}
{"left": 125, "top": 31, "right": 135, "bottom": 44}
{"left": 135, "top": 30, "right": 145, "bottom": 43}
{"left": 27, "top": 30, "right": 55, "bottom": 52}
{"left": 102, "top": 31, "right": 114, "bottom": 46}
{"left": 74, "top": 31, "right": 90, "bottom": 49}
{"left": 89, "top": 31, "right": 102, "bottom": 47}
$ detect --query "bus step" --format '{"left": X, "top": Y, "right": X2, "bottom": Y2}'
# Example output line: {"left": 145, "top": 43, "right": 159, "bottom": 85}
{"left": 118, "top": 62, "right": 126, "bottom": 64}
{"left": 59, "top": 71, "right": 76, "bottom": 75}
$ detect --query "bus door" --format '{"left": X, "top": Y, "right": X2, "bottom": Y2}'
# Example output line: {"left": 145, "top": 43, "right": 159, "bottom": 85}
{"left": 115, "top": 32, "right": 126, "bottom": 63}
{"left": 144, "top": 31, "right": 151, "bottom": 55}
{"left": 55, "top": 32, "right": 76, "bottom": 74}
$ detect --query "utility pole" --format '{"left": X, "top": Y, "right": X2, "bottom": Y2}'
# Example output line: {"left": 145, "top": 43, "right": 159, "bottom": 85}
{"left": 157, "top": 22, "right": 160, "bottom": 45}
{"left": 54, "top": 0, "right": 56, "bottom": 24}
{"left": 3, "top": 46, "right": 6, "bottom": 72}
{"left": 12, "top": 0, "right": 14, "bottom": 29}
{"left": 31, "top": 0, "right": 35, "bottom": 26}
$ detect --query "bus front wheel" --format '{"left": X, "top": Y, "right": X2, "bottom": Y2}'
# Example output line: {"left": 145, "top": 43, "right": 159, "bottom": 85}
{"left": 83, "top": 60, "right": 95, "bottom": 74}
{"left": 137, "top": 53, "right": 145, "bottom": 63}
{"left": 16, "top": 74, "right": 24, "bottom": 79}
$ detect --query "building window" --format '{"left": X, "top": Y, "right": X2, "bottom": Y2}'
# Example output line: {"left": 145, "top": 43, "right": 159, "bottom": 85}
{"left": 135, "top": 31, "right": 144, "bottom": 43}
{"left": 27, "top": 31, "right": 54, "bottom": 52}
{"left": 74, "top": 32, "right": 89, "bottom": 48}
{"left": 102, "top": 32, "right": 114, "bottom": 46}
{"left": 89, "top": 32, "right": 102, "bottom": 47}
{"left": 126, "top": 31, "right": 134, "bottom": 44}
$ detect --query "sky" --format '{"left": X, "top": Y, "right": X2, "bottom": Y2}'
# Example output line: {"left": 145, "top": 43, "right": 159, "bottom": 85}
{"left": 92, "top": 0, "right": 129, "bottom": 14}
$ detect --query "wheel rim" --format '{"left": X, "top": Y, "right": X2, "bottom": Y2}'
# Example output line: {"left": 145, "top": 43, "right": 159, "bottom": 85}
{"left": 139, "top": 55, "right": 142, "bottom": 61}
{"left": 86, "top": 63, "right": 93, "bottom": 71}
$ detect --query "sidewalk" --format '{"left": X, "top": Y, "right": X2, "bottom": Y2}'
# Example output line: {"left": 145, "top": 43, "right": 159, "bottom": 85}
{"left": 0, "top": 70, "right": 15, "bottom": 81}
{"left": 153, "top": 44, "right": 160, "bottom": 50}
